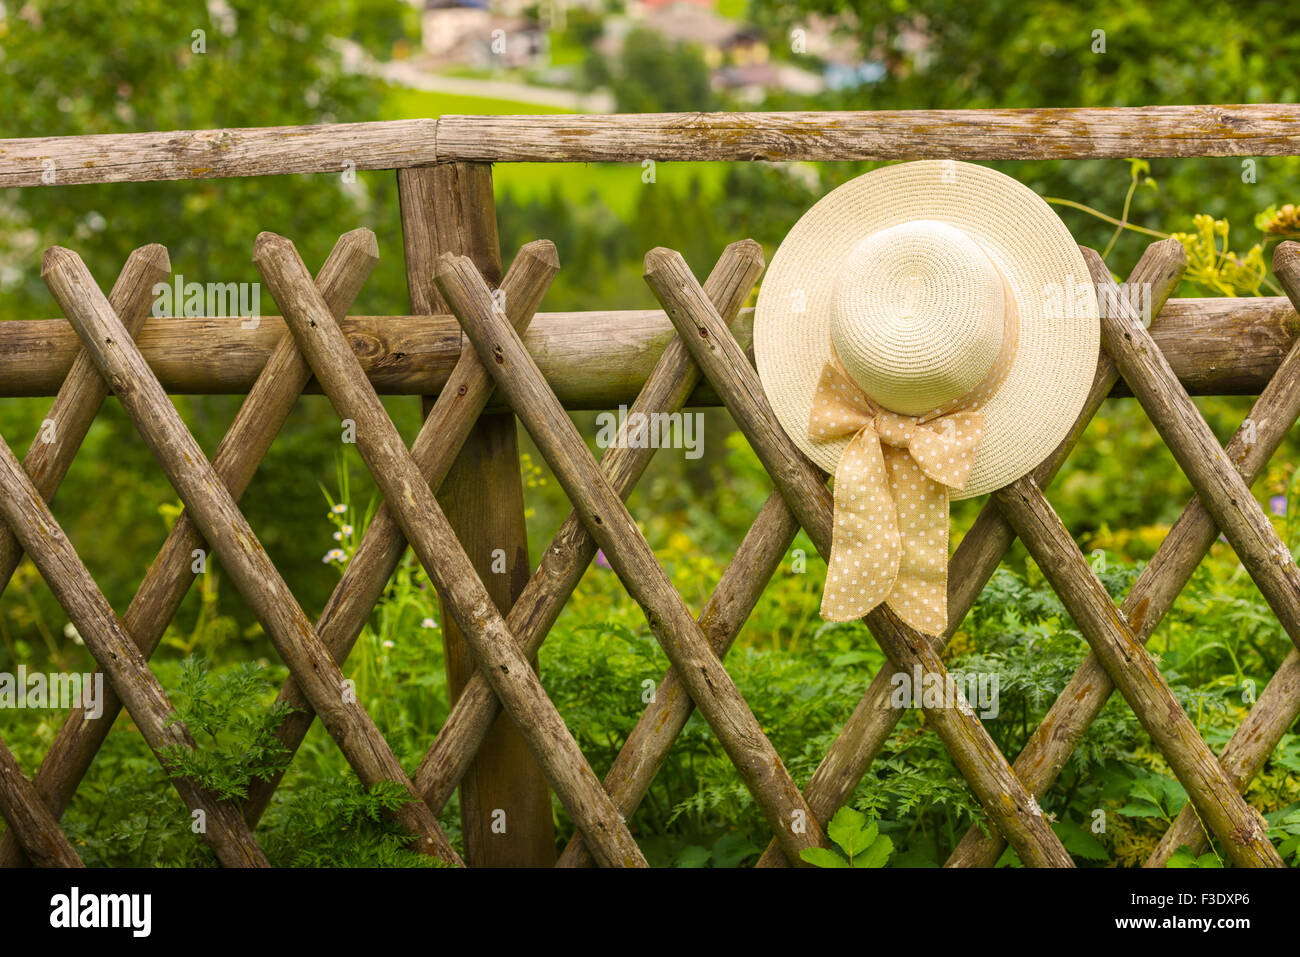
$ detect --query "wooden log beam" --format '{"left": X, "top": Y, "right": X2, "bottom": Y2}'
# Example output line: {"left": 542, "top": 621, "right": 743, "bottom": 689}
{"left": 641, "top": 246, "right": 1074, "bottom": 868}
{"left": 437, "top": 250, "right": 829, "bottom": 866}
{"left": 0, "top": 120, "right": 440, "bottom": 188}
{"left": 255, "top": 232, "right": 648, "bottom": 868}
{"left": 41, "top": 245, "right": 463, "bottom": 866}
{"left": 0, "top": 230, "right": 378, "bottom": 868}
{"left": 1, "top": 105, "right": 1298, "bottom": 186}
{"left": 400, "top": 161, "right": 553, "bottom": 868}
{"left": 1, "top": 297, "right": 1292, "bottom": 401}
{"left": 435, "top": 106, "right": 1300, "bottom": 164}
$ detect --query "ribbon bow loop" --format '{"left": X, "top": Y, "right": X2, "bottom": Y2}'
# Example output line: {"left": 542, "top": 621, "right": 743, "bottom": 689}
{"left": 808, "top": 359, "right": 988, "bottom": 634}
{"left": 899, "top": 411, "right": 983, "bottom": 492}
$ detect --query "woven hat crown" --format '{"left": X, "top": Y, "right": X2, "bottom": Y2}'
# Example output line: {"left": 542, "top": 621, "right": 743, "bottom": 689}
{"left": 830, "top": 220, "right": 1007, "bottom": 416}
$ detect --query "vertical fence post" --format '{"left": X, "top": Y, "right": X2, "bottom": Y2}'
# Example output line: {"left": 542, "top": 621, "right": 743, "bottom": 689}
{"left": 397, "top": 162, "right": 555, "bottom": 866}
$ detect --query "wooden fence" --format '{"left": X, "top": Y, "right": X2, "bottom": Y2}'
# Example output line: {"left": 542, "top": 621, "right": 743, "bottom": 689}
{"left": 1, "top": 106, "right": 1300, "bottom": 867}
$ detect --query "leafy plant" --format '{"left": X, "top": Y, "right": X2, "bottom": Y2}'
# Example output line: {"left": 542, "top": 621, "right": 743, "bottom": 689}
{"left": 800, "top": 806, "right": 894, "bottom": 868}
{"left": 1167, "top": 846, "right": 1224, "bottom": 868}
{"left": 158, "top": 657, "right": 296, "bottom": 802}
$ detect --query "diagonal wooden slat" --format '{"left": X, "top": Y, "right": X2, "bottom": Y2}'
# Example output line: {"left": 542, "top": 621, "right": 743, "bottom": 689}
{"left": 641, "top": 246, "right": 1074, "bottom": 867}
{"left": 1083, "top": 245, "right": 1300, "bottom": 641}
{"left": 0, "top": 230, "right": 379, "bottom": 868}
{"left": 556, "top": 488, "right": 799, "bottom": 867}
{"left": 254, "top": 231, "right": 648, "bottom": 868}
{"left": 0, "top": 244, "right": 170, "bottom": 597}
{"left": 0, "top": 432, "right": 268, "bottom": 867}
{"left": 1150, "top": 654, "right": 1300, "bottom": 864}
{"left": 1147, "top": 241, "right": 1300, "bottom": 864}
{"left": 755, "top": 240, "right": 1188, "bottom": 867}
{"left": 240, "top": 238, "right": 560, "bottom": 827}
{"left": 948, "top": 241, "right": 1300, "bottom": 867}
{"left": 437, "top": 251, "right": 831, "bottom": 865}
{"left": 401, "top": 162, "right": 552, "bottom": 866}
{"left": 410, "top": 242, "right": 766, "bottom": 816}
{"left": 993, "top": 478, "right": 1283, "bottom": 867}
{"left": 0, "top": 737, "right": 83, "bottom": 867}
{"left": 40, "top": 246, "right": 463, "bottom": 865}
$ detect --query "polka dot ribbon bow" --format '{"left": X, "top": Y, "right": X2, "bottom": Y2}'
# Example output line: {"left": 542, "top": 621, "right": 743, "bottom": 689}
{"left": 807, "top": 356, "right": 988, "bottom": 635}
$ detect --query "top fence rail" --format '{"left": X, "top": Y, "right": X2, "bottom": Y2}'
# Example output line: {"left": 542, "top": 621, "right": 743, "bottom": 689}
{"left": 3, "top": 105, "right": 1300, "bottom": 188}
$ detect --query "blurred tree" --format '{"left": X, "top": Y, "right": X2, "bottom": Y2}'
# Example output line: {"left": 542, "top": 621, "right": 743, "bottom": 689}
{"left": 0, "top": 0, "right": 417, "bottom": 638}
{"left": 601, "top": 28, "right": 718, "bottom": 113}
{"left": 748, "top": 0, "right": 1300, "bottom": 279}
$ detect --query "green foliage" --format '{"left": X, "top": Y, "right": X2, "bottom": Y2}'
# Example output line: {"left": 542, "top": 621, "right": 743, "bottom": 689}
{"left": 595, "top": 28, "right": 719, "bottom": 113}
{"left": 1271, "top": 806, "right": 1300, "bottom": 865}
{"left": 1167, "top": 846, "right": 1224, "bottom": 869}
{"left": 262, "top": 779, "right": 448, "bottom": 868}
{"left": 1172, "top": 214, "right": 1270, "bottom": 296}
{"left": 3, "top": 0, "right": 1300, "bottom": 868}
{"left": 801, "top": 806, "right": 893, "bottom": 868}
{"left": 1114, "top": 770, "right": 1188, "bottom": 823}
{"left": 158, "top": 657, "right": 295, "bottom": 802}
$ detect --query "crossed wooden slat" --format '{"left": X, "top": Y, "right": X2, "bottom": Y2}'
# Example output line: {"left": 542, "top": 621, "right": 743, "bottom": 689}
{"left": 0, "top": 231, "right": 378, "bottom": 867}
{"left": 0, "top": 241, "right": 462, "bottom": 866}
{"left": 946, "top": 243, "right": 1300, "bottom": 867}
{"left": 731, "top": 240, "right": 1300, "bottom": 868}
{"left": 0, "top": 232, "right": 820, "bottom": 867}
{"left": 746, "top": 239, "right": 1189, "bottom": 866}
{"left": 635, "top": 241, "right": 1288, "bottom": 867}
{"left": 4, "top": 231, "right": 1298, "bottom": 868}
{"left": 0, "top": 244, "right": 168, "bottom": 868}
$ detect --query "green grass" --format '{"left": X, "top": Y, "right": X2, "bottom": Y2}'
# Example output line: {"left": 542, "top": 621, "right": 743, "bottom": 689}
{"left": 378, "top": 83, "right": 730, "bottom": 218}
{"left": 380, "top": 84, "right": 570, "bottom": 118}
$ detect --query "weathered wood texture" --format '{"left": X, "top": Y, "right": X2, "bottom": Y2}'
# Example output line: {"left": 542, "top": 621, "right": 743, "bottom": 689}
{"left": 399, "top": 161, "right": 553, "bottom": 868}
{"left": 1084, "top": 247, "right": 1300, "bottom": 641}
{"left": 0, "top": 120, "right": 439, "bottom": 187}
{"left": 0, "top": 737, "right": 83, "bottom": 868}
{"left": 1146, "top": 241, "right": 1300, "bottom": 865}
{"left": 400, "top": 243, "right": 764, "bottom": 863}
{"left": 0, "top": 244, "right": 170, "bottom": 595}
{"left": 2, "top": 297, "right": 1291, "bottom": 401}
{"left": 256, "top": 232, "right": 647, "bottom": 868}
{"left": 0, "top": 429, "right": 268, "bottom": 868}
{"left": 3, "top": 105, "right": 1299, "bottom": 186}
{"left": 412, "top": 242, "right": 764, "bottom": 827}
{"left": 44, "top": 245, "right": 462, "bottom": 865}
{"left": 0, "top": 231, "right": 378, "bottom": 870}
{"left": 641, "top": 246, "right": 1074, "bottom": 868}
{"left": 240, "top": 241, "right": 560, "bottom": 828}
{"left": 438, "top": 250, "right": 829, "bottom": 866}
{"left": 993, "top": 479, "right": 1282, "bottom": 867}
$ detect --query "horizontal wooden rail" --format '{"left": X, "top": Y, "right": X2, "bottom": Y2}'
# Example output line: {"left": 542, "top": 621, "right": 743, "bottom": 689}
{"left": 1, "top": 105, "right": 1298, "bottom": 187}
{"left": 0, "top": 297, "right": 1294, "bottom": 402}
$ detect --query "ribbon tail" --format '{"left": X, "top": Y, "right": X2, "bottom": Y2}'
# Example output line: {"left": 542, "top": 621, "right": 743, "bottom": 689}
{"left": 821, "top": 428, "right": 901, "bottom": 622}
{"left": 879, "top": 446, "right": 950, "bottom": 636}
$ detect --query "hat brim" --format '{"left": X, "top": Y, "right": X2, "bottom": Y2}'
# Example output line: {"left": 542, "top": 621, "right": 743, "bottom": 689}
{"left": 754, "top": 160, "right": 1099, "bottom": 500}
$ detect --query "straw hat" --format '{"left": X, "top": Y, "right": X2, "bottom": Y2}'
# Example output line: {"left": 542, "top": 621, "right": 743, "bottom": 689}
{"left": 754, "top": 160, "right": 1097, "bottom": 633}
